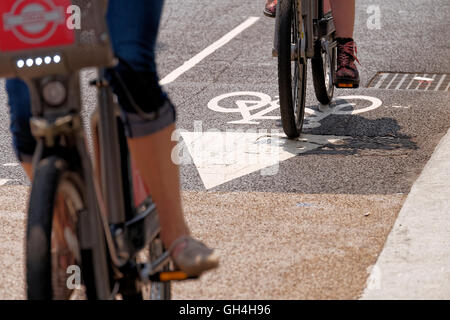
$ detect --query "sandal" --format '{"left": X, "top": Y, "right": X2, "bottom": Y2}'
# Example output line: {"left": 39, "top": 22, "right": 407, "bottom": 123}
{"left": 169, "top": 236, "right": 219, "bottom": 277}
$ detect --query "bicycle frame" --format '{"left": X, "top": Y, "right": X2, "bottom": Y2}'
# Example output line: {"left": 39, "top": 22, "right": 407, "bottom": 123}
{"left": 274, "top": 0, "right": 335, "bottom": 60}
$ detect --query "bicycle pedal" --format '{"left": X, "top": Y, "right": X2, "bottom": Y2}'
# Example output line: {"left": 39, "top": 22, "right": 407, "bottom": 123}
{"left": 335, "top": 83, "right": 359, "bottom": 89}
{"left": 149, "top": 271, "right": 197, "bottom": 282}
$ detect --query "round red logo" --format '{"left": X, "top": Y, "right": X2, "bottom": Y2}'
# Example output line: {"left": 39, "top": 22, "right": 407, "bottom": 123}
{"left": 3, "top": 0, "right": 65, "bottom": 44}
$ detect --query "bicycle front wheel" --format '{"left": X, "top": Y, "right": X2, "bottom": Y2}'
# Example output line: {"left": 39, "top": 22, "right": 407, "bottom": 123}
{"left": 26, "top": 156, "right": 107, "bottom": 299}
{"left": 276, "top": 0, "right": 307, "bottom": 139}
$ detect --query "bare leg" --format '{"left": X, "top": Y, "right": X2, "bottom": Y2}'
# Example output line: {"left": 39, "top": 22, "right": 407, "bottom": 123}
{"left": 127, "top": 124, "right": 190, "bottom": 248}
{"left": 21, "top": 162, "right": 33, "bottom": 181}
{"left": 330, "top": 0, "right": 355, "bottom": 38}
{"left": 330, "top": 0, "right": 359, "bottom": 87}
{"left": 324, "top": 0, "right": 331, "bottom": 14}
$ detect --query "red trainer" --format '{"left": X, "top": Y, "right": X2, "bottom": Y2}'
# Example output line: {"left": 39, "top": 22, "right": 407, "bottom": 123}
{"left": 335, "top": 39, "right": 360, "bottom": 88}
{"left": 264, "top": 0, "right": 277, "bottom": 18}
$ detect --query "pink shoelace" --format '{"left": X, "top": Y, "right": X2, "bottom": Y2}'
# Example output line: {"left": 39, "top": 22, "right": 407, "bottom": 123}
{"left": 337, "top": 41, "right": 360, "bottom": 69}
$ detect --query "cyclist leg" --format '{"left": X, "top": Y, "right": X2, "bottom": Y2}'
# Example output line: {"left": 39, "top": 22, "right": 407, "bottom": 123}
{"left": 106, "top": 0, "right": 218, "bottom": 276}
{"left": 330, "top": 0, "right": 355, "bottom": 38}
{"left": 5, "top": 78, "right": 36, "bottom": 179}
{"left": 329, "top": 0, "right": 360, "bottom": 86}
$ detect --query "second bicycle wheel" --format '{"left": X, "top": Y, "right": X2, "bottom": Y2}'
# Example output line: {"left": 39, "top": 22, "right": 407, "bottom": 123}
{"left": 312, "top": 38, "right": 336, "bottom": 104}
{"left": 276, "top": 0, "right": 307, "bottom": 139}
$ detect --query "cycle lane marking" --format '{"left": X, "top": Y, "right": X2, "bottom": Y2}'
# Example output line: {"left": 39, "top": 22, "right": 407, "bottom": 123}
{"left": 176, "top": 93, "right": 384, "bottom": 189}
{"left": 207, "top": 92, "right": 383, "bottom": 128}
{"left": 159, "top": 16, "right": 260, "bottom": 86}
{"left": 178, "top": 130, "right": 348, "bottom": 190}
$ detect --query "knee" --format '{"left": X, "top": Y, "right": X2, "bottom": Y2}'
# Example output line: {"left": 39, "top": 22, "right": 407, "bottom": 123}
{"left": 105, "top": 59, "right": 166, "bottom": 114}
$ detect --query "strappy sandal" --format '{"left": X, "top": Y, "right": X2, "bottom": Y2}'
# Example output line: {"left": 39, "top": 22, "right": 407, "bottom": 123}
{"left": 169, "top": 236, "right": 219, "bottom": 277}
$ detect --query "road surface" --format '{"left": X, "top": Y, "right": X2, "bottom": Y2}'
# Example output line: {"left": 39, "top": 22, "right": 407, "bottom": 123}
{"left": 0, "top": 0, "right": 449, "bottom": 299}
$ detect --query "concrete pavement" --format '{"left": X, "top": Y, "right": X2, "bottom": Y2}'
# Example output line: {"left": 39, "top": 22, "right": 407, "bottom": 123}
{"left": 362, "top": 128, "right": 450, "bottom": 299}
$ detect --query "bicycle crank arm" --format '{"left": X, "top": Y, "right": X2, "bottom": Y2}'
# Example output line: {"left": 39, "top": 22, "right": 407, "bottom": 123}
{"left": 139, "top": 250, "right": 171, "bottom": 283}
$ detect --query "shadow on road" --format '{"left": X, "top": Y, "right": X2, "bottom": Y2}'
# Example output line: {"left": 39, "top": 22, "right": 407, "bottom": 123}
{"left": 300, "top": 107, "right": 418, "bottom": 156}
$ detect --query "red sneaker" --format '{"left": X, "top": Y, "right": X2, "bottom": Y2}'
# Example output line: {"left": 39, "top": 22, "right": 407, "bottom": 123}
{"left": 264, "top": 0, "right": 277, "bottom": 18}
{"left": 335, "top": 39, "right": 360, "bottom": 88}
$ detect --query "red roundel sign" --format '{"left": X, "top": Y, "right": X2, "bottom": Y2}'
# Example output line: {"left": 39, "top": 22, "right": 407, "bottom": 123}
{"left": 0, "top": 0, "right": 74, "bottom": 52}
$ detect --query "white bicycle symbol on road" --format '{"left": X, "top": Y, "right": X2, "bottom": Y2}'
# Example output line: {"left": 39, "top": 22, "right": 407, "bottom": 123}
{"left": 208, "top": 91, "right": 383, "bottom": 129}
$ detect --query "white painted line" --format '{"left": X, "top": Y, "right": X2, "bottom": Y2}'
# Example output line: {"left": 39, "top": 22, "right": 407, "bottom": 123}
{"left": 434, "top": 74, "right": 446, "bottom": 91}
{"left": 445, "top": 81, "right": 450, "bottom": 92}
{"left": 207, "top": 92, "right": 382, "bottom": 128}
{"left": 362, "top": 128, "right": 450, "bottom": 299}
{"left": 0, "top": 179, "right": 10, "bottom": 186}
{"left": 159, "top": 17, "right": 260, "bottom": 86}
{"left": 179, "top": 132, "right": 348, "bottom": 189}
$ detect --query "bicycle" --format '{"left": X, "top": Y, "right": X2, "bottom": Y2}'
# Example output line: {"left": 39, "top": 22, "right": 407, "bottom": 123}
{"left": 274, "top": 0, "right": 337, "bottom": 138}
{"left": 0, "top": 0, "right": 193, "bottom": 300}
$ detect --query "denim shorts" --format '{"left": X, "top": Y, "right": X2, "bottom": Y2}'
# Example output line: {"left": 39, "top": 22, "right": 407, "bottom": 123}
{"left": 5, "top": 0, "right": 175, "bottom": 162}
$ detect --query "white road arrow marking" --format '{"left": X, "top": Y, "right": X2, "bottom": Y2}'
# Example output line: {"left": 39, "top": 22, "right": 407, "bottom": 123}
{"left": 0, "top": 179, "right": 11, "bottom": 186}
{"left": 180, "top": 131, "right": 349, "bottom": 189}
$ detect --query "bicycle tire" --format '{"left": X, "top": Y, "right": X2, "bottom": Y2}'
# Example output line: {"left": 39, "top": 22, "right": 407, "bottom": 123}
{"left": 26, "top": 156, "right": 103, "bottom": 299}
{"left": 276, "top": 0, "right": 307, "bottom": 139}
{"left": 311, "top": 40, "right": 335, "bottom": 104}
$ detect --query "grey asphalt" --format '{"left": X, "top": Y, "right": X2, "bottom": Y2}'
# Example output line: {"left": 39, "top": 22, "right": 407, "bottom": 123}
{"left": 159, "top": 0, "right": 450, "bottom": 195}
{"left": 0, "top": 0, "right": 449, "bottom": 299}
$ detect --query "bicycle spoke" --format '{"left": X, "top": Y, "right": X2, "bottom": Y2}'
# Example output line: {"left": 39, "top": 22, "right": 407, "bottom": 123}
{"left": 293, "top": 63, "right": 299, "bottom": 119}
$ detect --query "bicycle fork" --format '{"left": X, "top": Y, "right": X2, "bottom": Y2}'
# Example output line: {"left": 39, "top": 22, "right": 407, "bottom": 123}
{"left": 272, "top": 0, "right": 309, "bottom": 61}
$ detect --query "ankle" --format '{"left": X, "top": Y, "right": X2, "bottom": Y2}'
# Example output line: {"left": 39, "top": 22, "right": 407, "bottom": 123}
{"left": 336, "top": 37, "right": 354, "bottom": 44}
{"left": 164, "top": 232, "right": 190, "bottom": 251}
{"left": 169, "top": 237, "right": 189, "bottom": 257}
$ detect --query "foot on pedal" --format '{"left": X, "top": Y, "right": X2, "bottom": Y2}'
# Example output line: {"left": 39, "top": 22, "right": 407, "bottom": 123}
{"left": 335, "top": 38, "right": 360, "bottom": 89}
{"left": 170, "top": 236, "right": 219, "bottom": 278}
